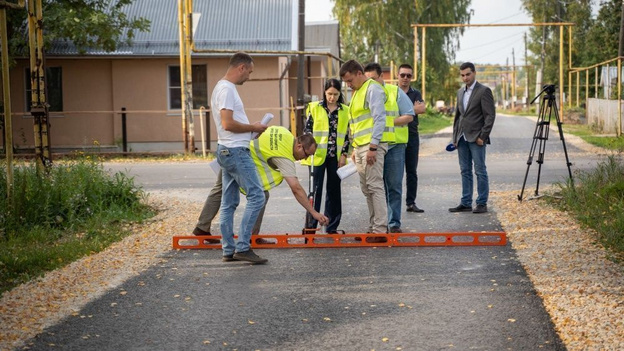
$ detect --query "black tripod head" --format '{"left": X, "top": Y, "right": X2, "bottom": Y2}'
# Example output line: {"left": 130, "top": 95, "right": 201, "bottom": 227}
{"left": 530, "top": 84, "right": 556, "bottom": 105}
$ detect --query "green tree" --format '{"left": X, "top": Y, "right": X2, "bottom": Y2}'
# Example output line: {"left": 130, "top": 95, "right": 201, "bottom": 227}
{"left": 7, "top": 0, "right": 150, "bottom": 58}
{"left": 584, "top": 0, "right": 622, "bottom": 64}
{"left": 522, "top": 0, "right": 593, "bottom": 86}
{"left": 332, "top": 0, "right": 471, "bottom": 103}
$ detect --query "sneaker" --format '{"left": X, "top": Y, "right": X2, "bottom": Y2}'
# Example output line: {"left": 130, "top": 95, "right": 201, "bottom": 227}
{"left": 448, "top": 204, "right": 473, "bottom": 213}
{"left": 472, "top": 204, "right": 488, "bottom": 213}
{"left": 389, "top": 227, "right": 402, "bottom": 233}
{"left": 406, "top": 204, "right": 424, "bottom": 213}
{"left": 193, "top": 227, "right": 220, "bottom": 244}
{"left": 222, "top": 254, "right": 238, "bottom": 262}
{"left": 233, "top": 250, "right": 268, "bottom": 264}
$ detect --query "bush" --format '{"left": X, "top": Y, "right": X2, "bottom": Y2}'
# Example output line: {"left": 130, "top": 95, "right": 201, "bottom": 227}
{"left": 0, "top": 157, "right": 154, "bottom": 294}
{"left": 554, "top": 156, "right": 624, "bottom": 259}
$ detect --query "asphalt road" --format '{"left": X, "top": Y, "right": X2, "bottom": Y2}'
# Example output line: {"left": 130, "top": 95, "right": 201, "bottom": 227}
{"left": 24, "top": 114, "right": 603, "bottom": 350}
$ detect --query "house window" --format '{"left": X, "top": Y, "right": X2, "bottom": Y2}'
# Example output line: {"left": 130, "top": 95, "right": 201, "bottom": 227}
{"left": 25, "top": 67, "right": 63, "bottom": 112}
{"left": 168, "top": 65, "right": 208, "bottom": 110}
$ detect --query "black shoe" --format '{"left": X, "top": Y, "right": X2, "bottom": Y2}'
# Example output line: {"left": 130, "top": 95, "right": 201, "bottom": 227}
{"left": 222, "top": 254, "right": 238, "bottom": 262}
{"left": 472, "top": 204, "right": 488, "bottom": 213}
{"left": 406, "top": 204, "right": 424, "bottom": 213}
{"left": 233, "top": 250, "right": 268, "bottom": 264}
{"left": 389, "top": 227, "right": 402, "bottom": 233}
{"left": 448, "top": 204, "right": 473, "bottom": 213}
{"left": 193, "top": 227, "right": 220, "bottom": 244}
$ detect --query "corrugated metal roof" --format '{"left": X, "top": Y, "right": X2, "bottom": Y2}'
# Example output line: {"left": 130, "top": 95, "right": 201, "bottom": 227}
{"left": 47, "top": 0, "right": 296, "bottom": 56}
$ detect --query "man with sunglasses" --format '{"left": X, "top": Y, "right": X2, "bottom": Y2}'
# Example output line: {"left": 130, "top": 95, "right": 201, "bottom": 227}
{"left": 397, "top": 64, "right": 427, "bottom": 213}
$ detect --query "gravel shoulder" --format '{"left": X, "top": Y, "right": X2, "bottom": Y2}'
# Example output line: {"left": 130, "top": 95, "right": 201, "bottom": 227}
{"left": 1, "top": 124, "right": 622, "bottom": 351}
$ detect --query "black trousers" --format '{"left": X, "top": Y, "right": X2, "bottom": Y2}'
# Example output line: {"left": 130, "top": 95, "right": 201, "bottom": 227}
{"left": 306, "top": 155, "right": 342, "bottom": 232}
{"left": 405, "top": 132, "right": 420, "bottom": 206}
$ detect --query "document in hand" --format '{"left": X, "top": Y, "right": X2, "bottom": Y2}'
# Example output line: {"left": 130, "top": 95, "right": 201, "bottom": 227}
{"left": 336, "top": 162, "right": 357, "bottom": 180}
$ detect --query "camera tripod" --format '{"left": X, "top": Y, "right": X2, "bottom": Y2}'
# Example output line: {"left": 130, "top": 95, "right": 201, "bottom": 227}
{"left": 518, "top": 84, "right": 573, "bottom": 201}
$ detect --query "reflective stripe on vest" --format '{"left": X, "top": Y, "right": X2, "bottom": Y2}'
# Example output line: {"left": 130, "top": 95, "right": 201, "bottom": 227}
{"left": 348, "top": 79, "right": 394, "bottom": 147}
{"left": 249, "top": 126, "right": 296, "bottom": 191}
{"left": 301, "top": 101, "right": 349, "bottom": 166}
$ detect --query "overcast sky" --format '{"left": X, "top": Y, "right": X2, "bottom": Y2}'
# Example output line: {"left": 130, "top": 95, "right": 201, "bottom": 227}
{"left": 305, "top": 0, "right": 532, "bottom": 66}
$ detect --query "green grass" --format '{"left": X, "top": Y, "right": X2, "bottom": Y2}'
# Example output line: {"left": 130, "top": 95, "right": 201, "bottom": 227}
{"left": 562, "top": 124, "right": 624, "bottom": 151}
{"left": 552, "top": 156, "right": 624, "bottom": 261}
{"left": 0, "top": 157, "right": 155, "bottom": 295}
{"left": 418, "top": 108, "right": 453, "bottom": 135}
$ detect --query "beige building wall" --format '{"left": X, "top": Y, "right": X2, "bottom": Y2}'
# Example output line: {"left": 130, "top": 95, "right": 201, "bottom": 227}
{"left": 5, "top": 55, "right": 322, "bottom": 153}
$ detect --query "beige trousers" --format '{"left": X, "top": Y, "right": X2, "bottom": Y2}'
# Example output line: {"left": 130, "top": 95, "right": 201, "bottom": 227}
{"left": 354, "top": 143, "right": 388, "bottom": 233}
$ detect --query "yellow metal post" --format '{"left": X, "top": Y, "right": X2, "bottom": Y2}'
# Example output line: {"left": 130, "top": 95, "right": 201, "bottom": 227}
{"left": 27, "top": 0, "right": 51, "bottom": 172}
{"left": 576, "top": 71, "right": 579, "bottom": 107}
{"left": 421, "top": 27, "right": 426, "bottom": 102}
{"left": 595, "top": 66, "right": 598, "bottom": 98}
{"left": 184, "top": 0, "right": 195, "bottom": 154}
{"left": 413, "top": 26, "right": 418, "bottom": 82}
{"left": 618, "top": 57, "right": 621, "bottom": 136}
{"left": 585, "top": 70, "right": 588, "bottom": 106}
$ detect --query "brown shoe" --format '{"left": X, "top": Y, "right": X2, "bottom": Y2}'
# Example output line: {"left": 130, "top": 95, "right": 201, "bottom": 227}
{"left": 448, "top": 204, "right": 473, "bottom": 213}
{"left": 233, "top": 250, "right": 268, "bottom": 264}
{"left": 389, "top": 227, "right": 402, "bottom": 233}
{"left": 222, "top": 254, "right": 238, "bottom": 262}
{"left": 472, "top": 204, "right": 488, "bottom": 213}
{"left": 193, "top": 227, "right": 220, "bottom": 244}
{"left": 406, "top": 204, "right": 424, "bottom": 213}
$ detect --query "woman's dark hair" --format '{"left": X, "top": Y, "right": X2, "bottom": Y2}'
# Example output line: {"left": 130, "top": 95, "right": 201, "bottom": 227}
{"left": 323, "top": 78, "right": 344, "bottom": 105}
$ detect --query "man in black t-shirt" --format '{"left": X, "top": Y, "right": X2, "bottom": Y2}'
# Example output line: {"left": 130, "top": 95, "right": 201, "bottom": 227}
{"left": 397, "top": 64, "right": 426, "bottom": 213}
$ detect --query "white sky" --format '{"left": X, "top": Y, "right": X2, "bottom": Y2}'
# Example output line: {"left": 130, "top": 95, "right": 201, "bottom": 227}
{"left": 305, "top": 0, "right": 532, "bottom": 66}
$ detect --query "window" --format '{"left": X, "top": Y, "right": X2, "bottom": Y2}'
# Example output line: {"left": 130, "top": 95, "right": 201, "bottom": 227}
{"left": 25, "top": 67, "right": 63, "bottom": 112}
{"left": 168, "top": 65, "right": 208, "bottom": 110}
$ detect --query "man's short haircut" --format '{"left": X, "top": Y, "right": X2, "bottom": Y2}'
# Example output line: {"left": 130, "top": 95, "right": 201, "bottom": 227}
{"left": 339, "top": 60, "right": 364, "bottom": 78}
{"left": 398, "top": 63, "right": 413, "bottom": 71}
{"left": 229, "top": 52, "right": 254, "bottom": 67}
{"left": 364, "top": 62, "right": 382, "bottom": 76}
{"left": 459, "top": 62, "right": 476, "bottom": 72}
{"left": 297, "top": 133, "right": 317, "bottom": 150}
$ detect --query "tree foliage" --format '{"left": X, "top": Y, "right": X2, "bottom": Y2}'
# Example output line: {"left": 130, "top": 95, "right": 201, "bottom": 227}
{"left": 7, "top": 0, "right": 150, "bottom": 58}
{"left": 521, "top": 0, "right": 611, "bottom": 86}
{"left": 332, "top": 0, "right": 471, "bottom": 103}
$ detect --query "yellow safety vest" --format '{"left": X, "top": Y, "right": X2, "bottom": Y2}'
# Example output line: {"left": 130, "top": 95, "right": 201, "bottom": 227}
{"left": 301, "top": 101, "right": 349, "bottom": 166}
{"left": 249, "top": 126, "right": 296, "bottom": 191}
{"left": 384, "top": 84, "right": 408, "bottom": 144}
{"left": 348, "top": 78, "right": 395, "bottom": 147}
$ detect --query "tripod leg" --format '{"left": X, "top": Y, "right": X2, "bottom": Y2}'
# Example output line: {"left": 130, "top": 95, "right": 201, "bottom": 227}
{"left": 553, "top": 107, "right": 574, "bottom": 184}
{"left": 518, "top": 95, "right": 548, "bottom": 201}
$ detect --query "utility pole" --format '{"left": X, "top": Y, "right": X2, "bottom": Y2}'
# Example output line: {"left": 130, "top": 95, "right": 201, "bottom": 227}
{"left": 512, "top": 48, "right": 516, "bottom": 110}
{"left": 295, "top": 0, "right": 305, "bottom": 136}
{"left": 525, "top": 32, "right": 530, "bottom": 110}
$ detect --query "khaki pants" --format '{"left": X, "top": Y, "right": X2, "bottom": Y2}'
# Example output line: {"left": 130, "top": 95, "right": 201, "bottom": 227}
{"left": 354, "top": 143, "right": 388, "bottom": 233}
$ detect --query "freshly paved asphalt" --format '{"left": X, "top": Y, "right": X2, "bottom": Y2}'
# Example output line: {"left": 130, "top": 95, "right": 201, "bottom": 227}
{"left": 24, "top": 115, "right": 603, "bottom": 350}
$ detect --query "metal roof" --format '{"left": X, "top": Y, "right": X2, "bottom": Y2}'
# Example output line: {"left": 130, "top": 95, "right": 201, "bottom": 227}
{"left": 48, "top": 0, "right": 296, "bottom": 56}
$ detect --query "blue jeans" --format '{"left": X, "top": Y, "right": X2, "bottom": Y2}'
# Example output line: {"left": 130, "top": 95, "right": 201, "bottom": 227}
{"left": 384, "top": 144, "right": 406, "bottom": 228}
{"left": 216, "top": 144, "right": 265, "bottom": 255}
{"left": 457, "top": 137, "right": 489, "bottom": 206}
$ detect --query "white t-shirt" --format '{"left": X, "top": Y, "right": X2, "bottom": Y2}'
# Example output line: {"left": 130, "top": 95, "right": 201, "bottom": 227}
{"left": 211, "top": 79, "right": 252, "bottom": 148}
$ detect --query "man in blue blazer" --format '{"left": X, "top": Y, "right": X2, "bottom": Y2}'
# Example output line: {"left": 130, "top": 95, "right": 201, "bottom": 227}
{"left": 449, "top": 62, "right": 496, "bottom": 214}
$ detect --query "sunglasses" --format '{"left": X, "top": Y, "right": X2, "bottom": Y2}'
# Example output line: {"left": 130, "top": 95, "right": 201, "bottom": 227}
{"left": 399, "top": 73, "right": 413, "bottom": 79}
{"left": 303, "top": 147, "right": 312, "bottom": 158}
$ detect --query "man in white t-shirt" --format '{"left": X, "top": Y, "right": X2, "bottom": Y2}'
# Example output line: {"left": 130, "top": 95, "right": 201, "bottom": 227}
{"left": 212, "top": 52, "right": 268, "bottom": 264}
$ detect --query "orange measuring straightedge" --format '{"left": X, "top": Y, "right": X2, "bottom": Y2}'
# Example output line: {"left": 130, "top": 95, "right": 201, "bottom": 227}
{"left": 173, "top": 232, "right": 507, "bottom": 249}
